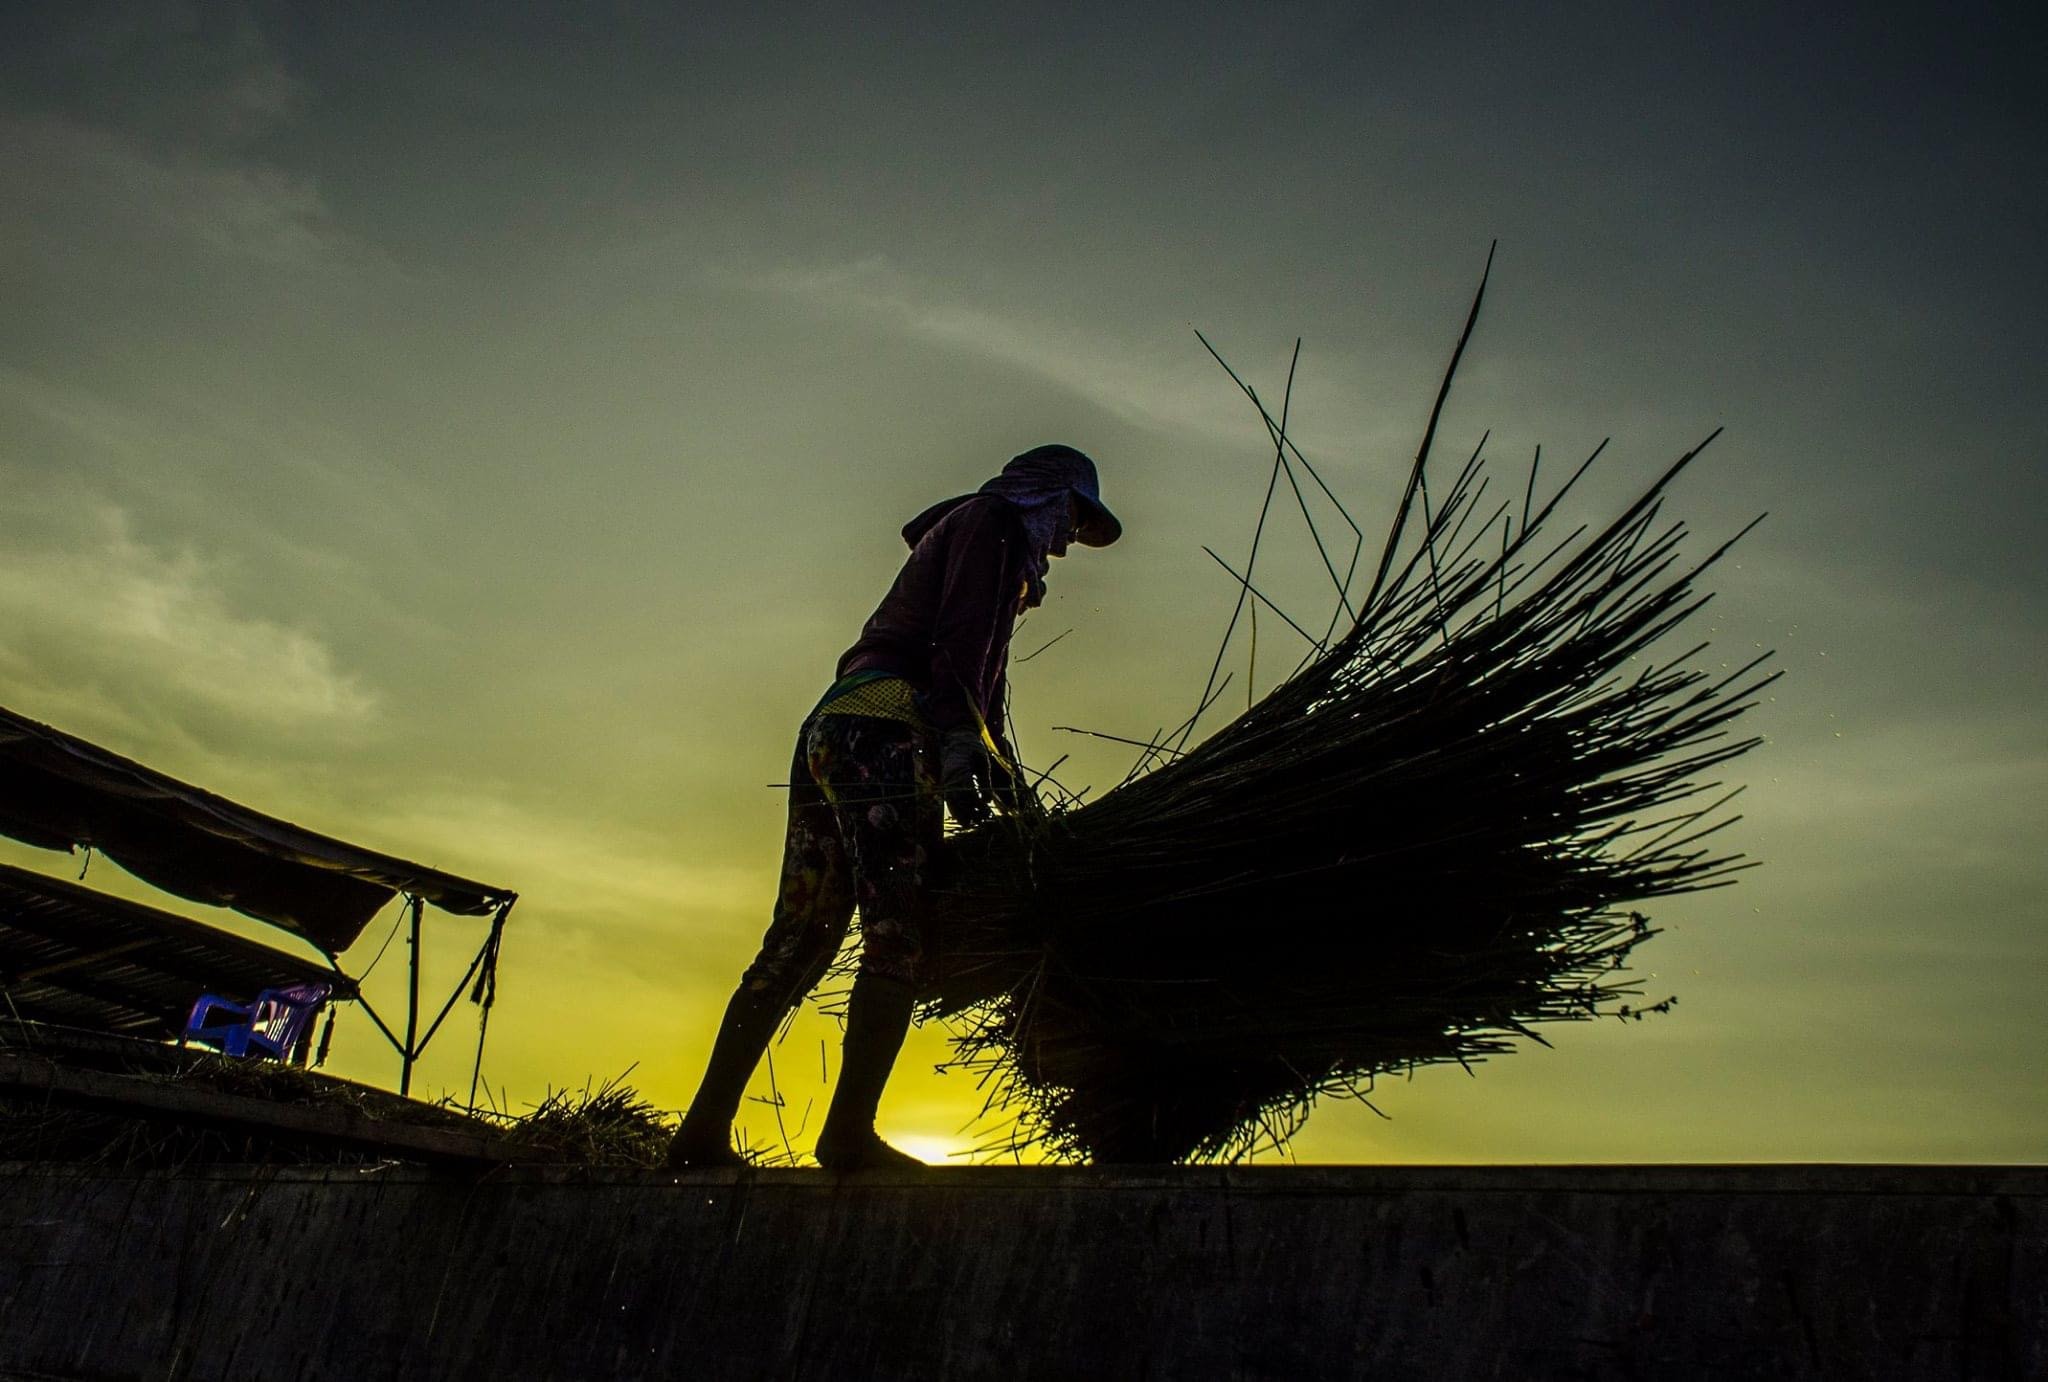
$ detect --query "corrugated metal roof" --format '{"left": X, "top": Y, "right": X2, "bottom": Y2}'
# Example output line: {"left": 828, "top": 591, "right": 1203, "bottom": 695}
{"left": 0, "top": 862, "right": 352, "bottom": 1039}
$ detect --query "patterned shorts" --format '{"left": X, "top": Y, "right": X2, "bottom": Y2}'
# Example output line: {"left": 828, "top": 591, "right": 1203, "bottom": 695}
{"left": 740, "top": 713, "right": 941, "bottom": 1000}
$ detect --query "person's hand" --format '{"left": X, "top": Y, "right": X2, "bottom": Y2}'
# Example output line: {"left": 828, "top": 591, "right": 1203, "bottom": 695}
{"left": 940, "top": 727, "right": 994, "bottom": 828}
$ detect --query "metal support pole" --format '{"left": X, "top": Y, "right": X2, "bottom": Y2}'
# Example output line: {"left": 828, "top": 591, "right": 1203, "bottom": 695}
{"left": 399, "top": 892, "right": 423, "bottom": 1097}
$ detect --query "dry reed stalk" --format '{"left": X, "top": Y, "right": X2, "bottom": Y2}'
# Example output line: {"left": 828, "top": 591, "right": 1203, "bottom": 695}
{"left": 918, "top": 250, "right": 1778, "bottom": 1164}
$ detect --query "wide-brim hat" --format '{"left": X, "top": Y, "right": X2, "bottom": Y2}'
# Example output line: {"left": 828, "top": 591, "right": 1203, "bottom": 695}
{"left": 1000, "top": 444, "right": 1122, "bottom": 547}
{"left": 1073, "top": 487, "right": 1121, "bottom": 547}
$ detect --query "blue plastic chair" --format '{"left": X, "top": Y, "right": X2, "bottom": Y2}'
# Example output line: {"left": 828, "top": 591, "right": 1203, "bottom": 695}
{"left": 183, "top": 981, "right": 333, "bottom": 1063}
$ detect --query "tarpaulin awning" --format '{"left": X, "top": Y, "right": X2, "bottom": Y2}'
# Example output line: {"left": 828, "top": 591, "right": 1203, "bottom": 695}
{"left": 0, "top": 705, "right": 514, "bottom": 955}
{"left": 0, "top": 861, "right": 352, "bottom": 1039}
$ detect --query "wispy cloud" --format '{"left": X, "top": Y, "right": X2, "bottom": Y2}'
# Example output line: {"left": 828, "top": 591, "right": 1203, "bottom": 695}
{"left": 0, "top": 501, "right": 377, "bottom": 734}
{"left": 30, "top": 2, "right": 309, "bottom": 148}
{"left": 362, "top": 787, "right": 765, "bottom": 944}
{"left": 0, "top": 363, "right": 438, "bottom": 554}
{"left": 0, "top": 366, "right": 168, "bottom": 473}
{"left": 721, "top": 256, "right": 1365, "bottom": 447}
{"left": 0, "top": 114, "right": 381, "bottom": 274}
{"left": 0, "top": 6, "right": 379, "bottom": 276}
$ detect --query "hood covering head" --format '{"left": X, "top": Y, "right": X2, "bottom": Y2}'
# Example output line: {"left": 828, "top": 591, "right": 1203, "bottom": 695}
{"left": 900, "top": 444, "right": 1122, "bottom": 609}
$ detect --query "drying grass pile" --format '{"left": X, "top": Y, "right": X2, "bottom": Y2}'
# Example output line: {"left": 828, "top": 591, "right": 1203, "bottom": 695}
{"left": 922, "top": 252, "right": 1778, "bottom": 1164}
{"left": 503, "top": 1070, "right": 674, "bottom": 1168}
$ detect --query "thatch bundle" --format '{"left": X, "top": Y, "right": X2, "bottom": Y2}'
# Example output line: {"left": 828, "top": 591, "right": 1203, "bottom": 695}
{"left": 920, "top": 256, "right": 1777, "bottom": 1163}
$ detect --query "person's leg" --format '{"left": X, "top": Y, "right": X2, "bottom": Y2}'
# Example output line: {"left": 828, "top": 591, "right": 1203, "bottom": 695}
{"left": 811, "top": 717, "right": 941, "bottom": 1169}
{"left": 815, "top": 968, "right": 919, "bottom": 1169}
{"left": 669, "top": 725, "right": 853, "bottom": 1167}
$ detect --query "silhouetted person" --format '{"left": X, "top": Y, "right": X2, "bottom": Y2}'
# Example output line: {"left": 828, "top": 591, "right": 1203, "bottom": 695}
{"left": 668, "top": 445, "right": 1122, "bottom": 1169}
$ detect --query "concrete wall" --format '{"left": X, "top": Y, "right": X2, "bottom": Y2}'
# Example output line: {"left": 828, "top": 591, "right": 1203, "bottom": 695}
{"left": 1, "top": 1163, "right": 2040, "bottom": 1380}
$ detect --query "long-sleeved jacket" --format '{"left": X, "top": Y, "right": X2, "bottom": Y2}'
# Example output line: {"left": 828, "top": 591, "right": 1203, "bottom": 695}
{"left": 836, "top": 494, "right": 1029, "bottom": 738}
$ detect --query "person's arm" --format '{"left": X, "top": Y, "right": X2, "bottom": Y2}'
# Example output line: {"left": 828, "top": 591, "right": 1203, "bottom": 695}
{"left": 924, "top": 502, "right": 1024, "bottom": 826}
{"left": 923, "top": 501, "right": 1022, "bottom": 735}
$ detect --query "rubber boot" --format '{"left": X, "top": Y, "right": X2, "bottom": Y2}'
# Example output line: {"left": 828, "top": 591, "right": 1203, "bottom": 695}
{"left": 666, "top": 982, "right": 785, "bottom": 1169}
{"left": 814, "top": 973, "right": 925, "bottom": 1171}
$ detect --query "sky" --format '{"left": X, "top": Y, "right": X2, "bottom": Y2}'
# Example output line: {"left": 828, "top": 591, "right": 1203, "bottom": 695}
{"left": 1, "top": 1, "right": 2041, "bottom": 1164}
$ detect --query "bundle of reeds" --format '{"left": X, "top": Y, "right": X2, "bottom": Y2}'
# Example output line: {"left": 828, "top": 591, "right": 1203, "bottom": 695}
{"left": 920, "top": 253, "right": 1777, "bottom": 1163}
